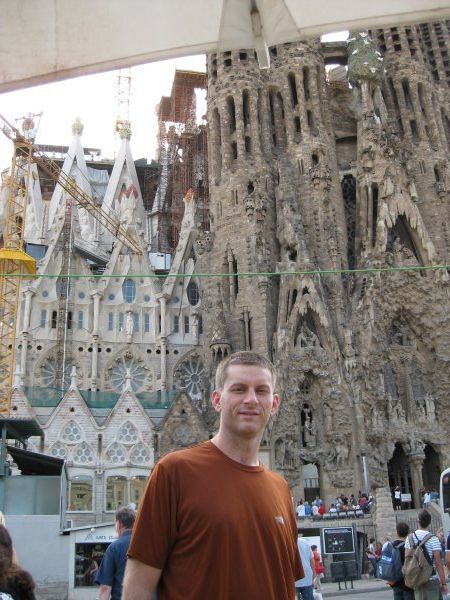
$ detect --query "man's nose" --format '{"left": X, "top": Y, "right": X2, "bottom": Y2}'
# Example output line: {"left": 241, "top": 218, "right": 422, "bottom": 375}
{"left": 244, "top": 388, "right": 258, "bottom": 403}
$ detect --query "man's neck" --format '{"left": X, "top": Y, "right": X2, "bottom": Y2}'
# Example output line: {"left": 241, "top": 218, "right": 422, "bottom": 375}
{"left": 211, "top": 432, "right": 261, "bottom": 466}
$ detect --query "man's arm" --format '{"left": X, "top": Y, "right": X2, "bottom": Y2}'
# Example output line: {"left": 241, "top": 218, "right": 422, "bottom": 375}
{"left": 122, "top": 558, "right": 162, "bottom": 600}
{"left": 97, "top": 584, "right": 112, "bottom": 600}
{"left": 446, "top": 534, "right": 450, "bottom": 571}
{"left": 433, "top": 550, "right": 448, "bottom": 596}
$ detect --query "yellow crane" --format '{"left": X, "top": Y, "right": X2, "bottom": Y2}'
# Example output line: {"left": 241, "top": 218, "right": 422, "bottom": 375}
{"left": 0, "top": 114, "right": 143, "bottom": 414}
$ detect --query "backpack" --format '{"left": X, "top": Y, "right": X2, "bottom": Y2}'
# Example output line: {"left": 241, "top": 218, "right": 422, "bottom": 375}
{"left": 402, "top": 533, "right": 434, "bottom": 588}
{"left": 378, "top": 540, "right": 404, "bottom": 583}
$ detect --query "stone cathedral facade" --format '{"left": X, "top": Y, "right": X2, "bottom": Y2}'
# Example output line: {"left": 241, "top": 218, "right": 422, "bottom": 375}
{"left": 198, "top": 23, "right": 450, "bottom": 511}
{"left": 3, "top": 21, "right": 450, "bottom": 529}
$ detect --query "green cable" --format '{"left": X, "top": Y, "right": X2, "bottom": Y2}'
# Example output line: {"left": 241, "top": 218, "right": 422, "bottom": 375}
{"left": 0, "top": 264, "right": 448, "bottom": 279}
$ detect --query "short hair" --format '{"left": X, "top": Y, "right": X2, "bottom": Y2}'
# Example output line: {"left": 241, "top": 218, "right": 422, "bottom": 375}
{"left": 214, "top": 351, "right": 276, "bottom": 390}
{"left": 396, "top": 522, "right": 410, "bottom": 538}
{"left": 115, "top": 507, "right": 135, "bottom": 529}
{"left": 311, "top": 545, "right": 317, "bottom": 550}
{"left": 418, "top": 509, "right": 431, "bottom": 528}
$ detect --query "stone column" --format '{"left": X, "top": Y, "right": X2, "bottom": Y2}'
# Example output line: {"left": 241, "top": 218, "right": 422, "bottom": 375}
{"left": 20, "top": 289, "right": 34, "bottom": 378}
{"left": 226, "top": 248, "right": 235, "bottom": 310}
{"left": 296, "top": 70, "right": 308, "bottom": 136}
{"left": 220, "top": 104, "right": 232, "bottom": 169}
{"left": 373, "top": 487, "right": 397, "bottom": 541}
{"left": 90, "top": 291, "right": 102, "bottom": 390}
{"left": 234, "top": 91, "right": 246, "bottom": 158}
{"left": 91, "top": 338, "right": 98, "bottom": 391}
{"left": 410, "top": 85, "right": 427, "bottom": 140}
{"left": 393, "top": 81, "right": 409, "bottom": 137}
{"left": 409, "top": 456, "right": 425, "bottom": 509}
{"left": 259, "top": 90, "right": 273, "bottom": 154}
{"left": 249, "top": 91, "right": 262, "bottom": 159}
{"left": 319, "top": 467, "right": 334, "bottom": 507}
{"left": 159, "top": 295, "right": 168, "bottom": 392}
{"left": 22, "top": 288, "right": 34, "bottom": 332}
{"left": 90, "top": 291, "right": 103, "bottom": 336}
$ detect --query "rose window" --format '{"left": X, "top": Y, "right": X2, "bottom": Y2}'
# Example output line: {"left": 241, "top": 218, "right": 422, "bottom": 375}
{"left": 172, "top": 424, "right": 195, "bottom": 446}
{"left": 109, "top": 355, "right": 146, "bottom": 392}
{"left": 173, "top": 355, "right": 204, "bottom": 402}
{"left": 73, "top": 442, "right": 94, "bottom": 464}
{"left": 40, "top": 358, "right": 71, "bottom": 387}
{"left": 106, "top": 442, "right": 126, "bottom": 464}
{"left": 130, "top": 443, "right": 150, "bottom": 464}
{"left": 49, "top": 442, "right": 67, "bottom": 460}
{"left": 61, "top": 420, "right": 82, "bottom": 444}
{"left": 118, "top": 421, "right": 139, "bottom": 444}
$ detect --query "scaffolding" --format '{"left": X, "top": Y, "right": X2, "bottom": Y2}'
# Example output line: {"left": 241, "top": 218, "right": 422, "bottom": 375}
{"left": 153, "top": 70, "right": 209, "bottom": 254}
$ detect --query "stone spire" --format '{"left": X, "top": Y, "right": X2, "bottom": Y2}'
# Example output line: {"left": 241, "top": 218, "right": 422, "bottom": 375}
{"left": 72, "top": 117, "right": 84, "bottom": 136}
{"left": 348, "top": 32, "right": 384, "bottom": 85}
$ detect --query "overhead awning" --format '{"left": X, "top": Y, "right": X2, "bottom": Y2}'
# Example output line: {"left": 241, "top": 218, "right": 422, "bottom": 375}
{"left": 6, "top": 445, "right": 64, "bottom": 476}
{"left": 1, "top": 0, "right": 450, "bottom": 92}
{"left": 0, "top": 418, "right": 44, "bottom": 441}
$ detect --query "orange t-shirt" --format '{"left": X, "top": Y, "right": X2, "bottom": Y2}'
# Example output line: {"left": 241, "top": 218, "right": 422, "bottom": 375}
{"left": 128, "top": 441, "right": 303, "bottom": 600}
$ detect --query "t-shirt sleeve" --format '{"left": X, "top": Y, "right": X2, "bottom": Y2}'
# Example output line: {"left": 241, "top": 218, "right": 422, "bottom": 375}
{"left": 429, "top": 535, "right": 442, "bottom": 553}
{"left": 127, "top": 460, "right": 179, "bottom": 569}
{"left": 95, "top": 545, "right": 114, "bottom": 586}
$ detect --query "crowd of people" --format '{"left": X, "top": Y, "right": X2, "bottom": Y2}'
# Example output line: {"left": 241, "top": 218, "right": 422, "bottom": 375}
{"left": 296, "top": 491, "right": 374, "bottom": 520}
{"left": 369, "top": 509, "right": 449, "bottom": 600}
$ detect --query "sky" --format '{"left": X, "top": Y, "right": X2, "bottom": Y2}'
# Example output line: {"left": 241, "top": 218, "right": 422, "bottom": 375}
{"left": 0, "top": 55, "right": 207, "bottom": 170}
{"left": 0, "top": 32, "right": 347, "bottom": 172}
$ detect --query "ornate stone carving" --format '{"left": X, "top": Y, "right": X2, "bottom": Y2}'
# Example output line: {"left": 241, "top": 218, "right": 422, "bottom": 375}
{"left": 195, "top": 230, "right": 214, "bottom": 255}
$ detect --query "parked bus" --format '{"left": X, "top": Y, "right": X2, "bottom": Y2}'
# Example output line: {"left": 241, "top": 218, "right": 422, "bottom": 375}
{"left": 439, "top": 468, "right": 450, "bottom": 535}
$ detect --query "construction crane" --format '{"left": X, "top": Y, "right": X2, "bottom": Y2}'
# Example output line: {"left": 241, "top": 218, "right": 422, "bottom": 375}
{"left": 0, "top": 113, "right": 143, "bottom": 413}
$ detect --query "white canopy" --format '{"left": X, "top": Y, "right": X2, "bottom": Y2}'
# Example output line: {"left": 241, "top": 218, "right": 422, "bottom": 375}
{"left": 1, "top": 0, "right": 450, "bottom": 92}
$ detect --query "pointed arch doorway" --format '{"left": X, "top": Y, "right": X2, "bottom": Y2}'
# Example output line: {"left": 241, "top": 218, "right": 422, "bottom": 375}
{"left": 388, "top": 443, "right": 414, "bottom": 508}
{"left": 422, "top": 444, "right": 441, "bottom": 493}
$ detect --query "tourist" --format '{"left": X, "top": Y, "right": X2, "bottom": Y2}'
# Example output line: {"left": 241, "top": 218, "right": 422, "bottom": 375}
{"left": 311, "top": 544, "right": 324, "bottom": 590}
{"left": 405, "top": 509, "right": 447, "bottom": 599}
{"left": 295, "top": 537, "right": 315, "bottom": 600}
{"left": 394, "top": 486, "right": 402, "bottom": 510}
{"left": 122, "top": 351, "right": 303, "bottom": 599}
{"left": 0, "top": 525, "right": 36, "bottom": 600}
{"left": 95, "top": 507, "right": 136, "bottom": 600}
{"left": 387, "top": 522, "right": 414, "bottom": 600}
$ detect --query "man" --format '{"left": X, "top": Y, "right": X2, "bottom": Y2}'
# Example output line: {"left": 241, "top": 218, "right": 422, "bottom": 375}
{"left": 295, "top": 537, "right": 315, "bottom": 600}
{"left": 389, "top": 521, "right": 414, "bottom": 600}
{"left": 404, "top": 509, "right": 447, "bottom": 600}
{"left": 95, "top": 507, "right": 135, "bottom": 600}
{"left": 123, "top": 351, "right": 303, "bottom": 599}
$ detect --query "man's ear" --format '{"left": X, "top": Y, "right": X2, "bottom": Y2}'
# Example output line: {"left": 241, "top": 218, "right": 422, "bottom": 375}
{"left": 270, "top": 393, "right": 280, "bottom": 416}
{"left": 211, "top": 390, "right": 222, "bottom": 413}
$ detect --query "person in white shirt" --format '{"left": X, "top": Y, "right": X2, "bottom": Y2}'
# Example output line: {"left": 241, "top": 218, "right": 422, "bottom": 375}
{"left": 295, "top": 537, "right": 315, "bottom": 600}
{"left": 404, "top": 510, "right": 447, "bottom": 600}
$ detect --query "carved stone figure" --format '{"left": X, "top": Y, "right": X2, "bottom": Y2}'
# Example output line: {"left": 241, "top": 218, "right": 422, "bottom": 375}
{"left": 125, "top": 311, "right": 134, "bottom": 336}
{"left": 424, "top": 393, "right": 436, "bottom": 421}
{"left": 297, "top": 325, "right": 319, "bottom": 348}
{"left": 381, "top": 169, "right": 395, "bottom": 198}
{"left": 191, "top": 313, "right": 200, "bottom": 345}
{"left": 285, "top": 438, "right": 297, "bottom": 468}
{"left": 303, "top": 412, "right": 317, "bottom": 448}
{"left": 336, "top": 441, "right": 350, "bottom": 467}
{"left": 275, "top": 438, "right": 286, "bottom": 466}
{"left": 323, "top": 404, "right": 333, "bottom": 435}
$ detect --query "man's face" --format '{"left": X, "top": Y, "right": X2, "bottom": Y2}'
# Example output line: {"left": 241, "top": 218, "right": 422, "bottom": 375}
{"left": 211, "top": 364, "right": 279, "bottom": 438}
